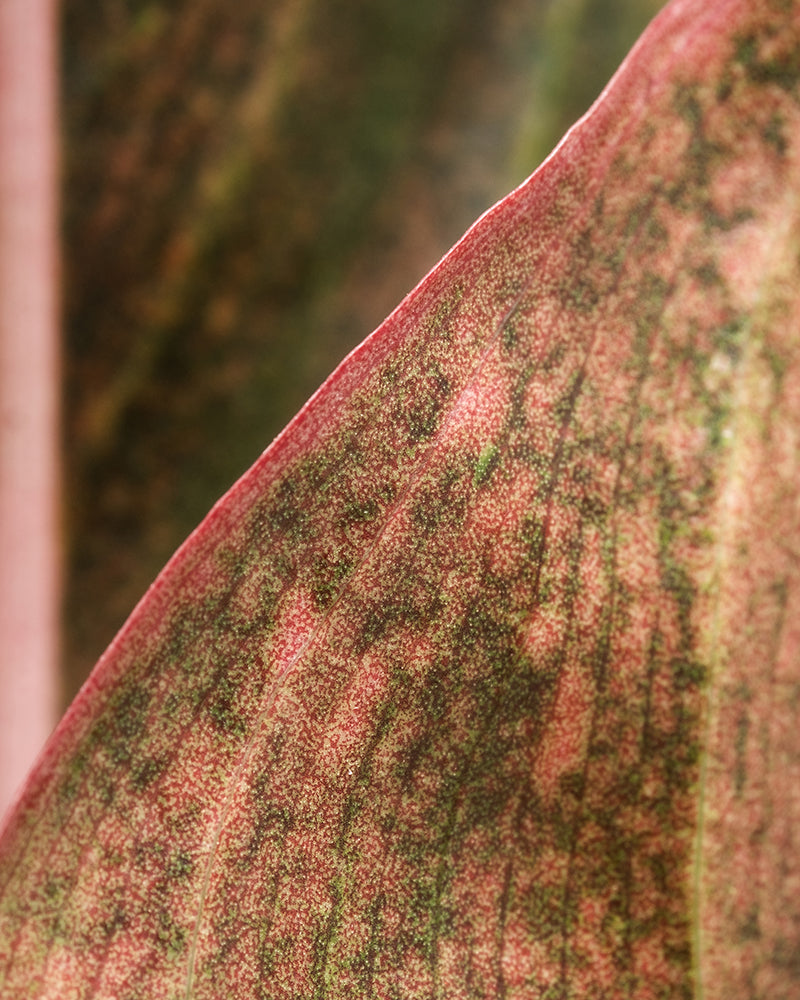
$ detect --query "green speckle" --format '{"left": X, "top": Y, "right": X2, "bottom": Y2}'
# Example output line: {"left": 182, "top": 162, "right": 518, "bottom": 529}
{"left": 474, "top": 443, "right": 500, "bottom": 486}
{"left": 155, "top": 908, "right": 187, "bottom": 956}
{"left": 343, "top": 498, "right": 379, "bottom": 523}
{"left": 167, "top": 849, "right": 194, "bottom": 880}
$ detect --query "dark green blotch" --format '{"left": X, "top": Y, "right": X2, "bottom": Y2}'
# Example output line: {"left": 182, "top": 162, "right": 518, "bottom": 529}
{"left": 671, "top": 656, "right": 706, "bottom": 691}
{"left": 130, "top": 755, "right": 166, "bottom": 791}
{"left": 155, "top": 907, "right": 186, "bottom": 956}
{"left": 714, "top": 317, "right": 744, "bottom": 362}
{"left": 734, "top": 711, "right": 749, "bottom": 795}
{"left": 694, "top": 260, "right": 722, "bottom": 287}
{"left": 209, "top": 702, "right": 247, "bottom": 738}
{"left": 101, "top": 905, "right": 129, "bottom": 939}
{"left": 668, "top": 86, "right": 739, "bottom": 224}
{"left": 675, "top": 87, "right": 704, "bottom": 130}
{"left": 577, "top": 490, "right": 607, "bottom": 525}
{"left": 704, "top": 204, "right": 755, "bottom": 232}
{"left": 357, "top": 592, "right": 442, "bottom": 652}
{"left": 351, "top": 892, "right": 385, "bottom": 994}
{"left": 311, "top": 553, "right": 354, "bottom": 610}
{"left": 58, "top": 746, "right": 90, "bottom": 803}
{"left": 311, "top": 890, "right": 343, "bottom": 1000}
{"left": 541, "top": 341, "right": 567, "bottom": 373}
{"left": 636, "top": 271, "right": 671, "bottom": 329}
{"left": 481, "top": 655, "right": 560, "bottom": 729}
{"left": 457, "top": 600, "right": 515, "bottom": 657}
{"left": 664, "top": 733, "right": 702, "bottom": 793}
{"left": 559, "top": 770, "right": 587, "bottom": 799}
{"left": 663, "top": 938, "right": 693, "bottom": 972}
{"left": 343, "top": 497, "right": 380, "bottom": 523}
{"left": 764, "top": 113, "right": 789, "bottom": 155}
{"left": 461, "top": 768, "right": 521, "bottom": 830}
{"left": 165, "top": 607, "right": 214, "bottom": 676}
{"left": 101, "top": 685, "right": 152, "bottom": 768}
{"left": 242, "top": 790, "right": 294, "bottom": 868}
{"left": 661, "top": 563, "right": 695, "bottom": 634}
{"left": 552, "top": 372, "right": 585, "bottom": 426}
{"left": 403, "top": 368, "right": 451, "bottom": 442}
{"left": 524, "top": 881, "right": 575, "bottom": 942}
{"left": 44, "top": 877, "right": 66, "bottom": 904}
{"left": 410, "top": 465, "right": 467, "bottom": 534}
{"left": 567, "top": 275, "right": 600, "bottom": 313}
{"left": 763, "top": 341, "right": 789, "bottom": 389}
{"left": 299, "top": 450, "right": 340, "bottom": 497}
{"left": 567, "top": 460, "right": 607, "bottom": 524}
{"left": 502, "top": 318, "right": 518, "bottom": 350}
{"left": 268, "top": 476, "right": 309, "bottom": 540}
{"left": 208, "top": 676, "right": 248, "bottom": 738}
{"left": 772, "top": 936, "right": 800, "bottom": 977}
{"left": 396, "top": 730, "right": 435, "bottom": 788}
{"left": 418, "top": 663, "right": 450, "bottom": 722}
{"left": 425, "top": 289, "right": 463, "bottom": 342}
{"left": 167, "top": 849, "right": 194, "bottom": 880}
{"left": 653, "top": 449, "right": 684, "bottom": 521}
{"left": 646, "top": 851, "right": 672, "bottom": 894}
{"left": 735, "top": 30, "right": 800, "bottom": 92}
{"left": 112, "top": 686, "right": 151, "bottom": 741}
{"left": 739, "top": 907, "right": 761, "bottom": 941}
{"left": 255, "top": 934, "right": 294, "bottom": 984}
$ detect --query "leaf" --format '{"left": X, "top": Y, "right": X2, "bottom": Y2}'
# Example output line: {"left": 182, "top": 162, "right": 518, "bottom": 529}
{"left": 2, "top": 0, "right": 799, "bottom": 996}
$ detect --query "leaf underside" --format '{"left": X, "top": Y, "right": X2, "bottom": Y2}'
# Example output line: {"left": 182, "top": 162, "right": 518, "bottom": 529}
{"left": 2, "top": 0, "right": 799, "bottom": 997}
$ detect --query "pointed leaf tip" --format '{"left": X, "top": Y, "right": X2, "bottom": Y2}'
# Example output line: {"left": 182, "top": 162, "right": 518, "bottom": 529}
{"left": 2, "top": 0, "right": 799, "bottom": 996}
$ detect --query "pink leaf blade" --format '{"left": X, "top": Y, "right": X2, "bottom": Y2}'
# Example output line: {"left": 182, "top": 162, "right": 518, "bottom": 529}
{"left": 2, "top": 0, "right": 800, "bottom": 997}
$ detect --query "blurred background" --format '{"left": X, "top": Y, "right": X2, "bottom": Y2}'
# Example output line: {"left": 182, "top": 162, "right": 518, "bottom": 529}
{"left": 60, "top": 0, "right": 666, "bottom": 704}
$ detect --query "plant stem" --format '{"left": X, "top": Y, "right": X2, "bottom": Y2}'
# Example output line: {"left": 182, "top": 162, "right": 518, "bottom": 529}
{"left": 0, "top": 0, "right": 59, "bottom": 819}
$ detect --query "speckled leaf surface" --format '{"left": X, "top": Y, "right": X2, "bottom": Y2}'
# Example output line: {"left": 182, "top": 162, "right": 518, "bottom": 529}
{"left": 2, "top": 0, "right": 799, "bottom": 996}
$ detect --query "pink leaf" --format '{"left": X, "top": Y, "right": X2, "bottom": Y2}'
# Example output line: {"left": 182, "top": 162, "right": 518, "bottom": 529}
{"left": 2, "top": 0, "right": 799, "bottom": 996}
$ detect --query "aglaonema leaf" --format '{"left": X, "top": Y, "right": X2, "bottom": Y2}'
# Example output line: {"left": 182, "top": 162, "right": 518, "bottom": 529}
{"left": 2, "top": 0, "right": 799, "bottom": 996}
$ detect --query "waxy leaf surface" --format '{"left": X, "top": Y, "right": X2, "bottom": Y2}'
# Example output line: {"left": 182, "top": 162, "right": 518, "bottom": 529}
{"left": 2, "top": 0, "right": 799, "bottom": 996}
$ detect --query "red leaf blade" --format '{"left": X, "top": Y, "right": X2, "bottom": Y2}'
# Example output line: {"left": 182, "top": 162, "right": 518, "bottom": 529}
{"left": 2, "top": 0, "right": 799, "bottom": 997}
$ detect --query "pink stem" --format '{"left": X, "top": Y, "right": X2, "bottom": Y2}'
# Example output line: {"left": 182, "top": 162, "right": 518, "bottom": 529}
{"left": 0, "top": 0, "right": 59, "bottom": 819}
